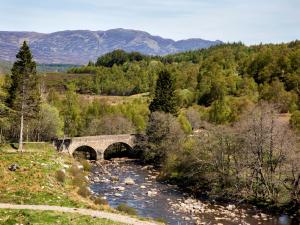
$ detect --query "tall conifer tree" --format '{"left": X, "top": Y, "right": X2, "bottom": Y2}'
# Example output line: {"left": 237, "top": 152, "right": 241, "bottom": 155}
{"left": 149, "top": 70, "right": 178, "bottom": 115}
{"left": 6, "top": 41, "right": 40, "bottom": 151}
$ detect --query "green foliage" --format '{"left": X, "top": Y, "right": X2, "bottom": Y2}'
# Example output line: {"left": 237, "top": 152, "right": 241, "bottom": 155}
{"left": 62, "top": 85, "right": 82, "bottom": 136}
{"left": 96, "top": 49, "right": 147, "bottom": 67}
{"left": 178, "top": 112, "right": 192, "bottom": 134}
{"left": 209, "top": 98, "right": 232, "bottom": 124}
{"left": 5, "top": 41, "right": 41, "bottom": 115}
{"left": 149, "top": 70, "right": 178, "bottom": 115}
{"left": 290, "top": 110, "right": 300, "bottom": 132}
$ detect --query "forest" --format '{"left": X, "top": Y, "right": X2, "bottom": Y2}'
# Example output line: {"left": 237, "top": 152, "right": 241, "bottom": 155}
{"left": 0, "top": 41, "right": 299, "bottom": 214}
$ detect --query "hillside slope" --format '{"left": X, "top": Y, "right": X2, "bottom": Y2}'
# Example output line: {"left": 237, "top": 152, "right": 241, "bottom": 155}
{"left": 0, "top": 29, "right": 221, "bottom": 64}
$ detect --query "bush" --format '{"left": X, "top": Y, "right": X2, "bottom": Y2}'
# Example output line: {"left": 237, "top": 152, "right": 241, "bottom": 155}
{"left": 116, "top": 203, "right": 137, "bottom": 215}
{"left": 69, "top": 165, "right": 81, "bottom": 177}
{"left": 93, "top": 197, "right": 109, "bottom": 205}
{"left": 55, "top": 170, "right": 66, "bottom": 183}
{"left": 77, "top": 186, "right": 90, "bottom": 198}
{"left": 290, "top": 110, "right": 300, "bottom": 132}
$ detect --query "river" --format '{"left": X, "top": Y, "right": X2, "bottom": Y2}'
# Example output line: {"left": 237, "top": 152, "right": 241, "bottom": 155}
{"left": 89, "top": 159, "right": 298, "bottom": 225}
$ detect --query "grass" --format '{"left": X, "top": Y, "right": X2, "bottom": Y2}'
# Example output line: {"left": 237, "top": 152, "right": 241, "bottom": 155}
{"left": 0, "top": 209, "right": 124, "bottom": 225}
{"left": 0, "top": 143, "right": 103, "bottom": 209}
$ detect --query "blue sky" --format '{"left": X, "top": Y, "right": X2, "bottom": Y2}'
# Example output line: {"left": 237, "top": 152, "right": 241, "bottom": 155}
{"left": 0, "top": 0, "right": 299, "bottom": 44}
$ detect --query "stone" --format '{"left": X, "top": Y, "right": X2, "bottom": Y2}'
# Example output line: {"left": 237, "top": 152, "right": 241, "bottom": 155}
{"left": 117, "top": 186, "right": 125, "bottom": 191}
{"left": 226, "top": 204, "right": 236, "bottom": 211}
{"left": 115, "top": 193, "right": 122, "bottom": 197}
{"left": 140, "top": 185, "right": 146, "bottom": 189}
{"left": 111, "top": 176, "right": 119, "bottom": 182}
{"left": 93, "top": 177, "right": 100, "bottom": 182}
{"left": 124, "top": 177, "right": 135, "bottom": 185}
{"left": 147, "top": 191, "right": 158, "bottom": 196}
{"left": 8, "top": 163, "right": 20, "bottom": 171}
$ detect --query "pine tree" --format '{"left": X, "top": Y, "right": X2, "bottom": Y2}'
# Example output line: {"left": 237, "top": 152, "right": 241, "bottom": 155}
{"left": 6, "top": 41, "right": 41, "bottom": 151}
{"left": 149, "top": 70, "right": 178, "bottom": 115}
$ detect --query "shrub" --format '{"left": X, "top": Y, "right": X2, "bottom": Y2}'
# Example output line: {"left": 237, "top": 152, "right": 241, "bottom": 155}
{"left": 69, "top": 165, "right": 81, "bottom": 177}
{"left": 55, "top": 170, "right": 66, "bottom": 183}
{"left": 77, "top": 186, "right": 90, "bottom": 198}
{"left": 116, "top": 203, "right": 137, "bottom": 215}
{"left": 93, "top": 197, "right": 109, "bottom": 205}
{"left": 290, "top": 110, "right": 300, "bottom": 132}
{"left": 72, "top": 173, "right": 87, "bottom": 188}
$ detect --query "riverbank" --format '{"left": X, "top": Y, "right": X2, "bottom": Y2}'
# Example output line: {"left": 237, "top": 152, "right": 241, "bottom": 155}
{"left": 0, "top": 143, "right": 159, "bottom": 224}
{"left": 89, "top": 158, "right": 299, "bottom": 225}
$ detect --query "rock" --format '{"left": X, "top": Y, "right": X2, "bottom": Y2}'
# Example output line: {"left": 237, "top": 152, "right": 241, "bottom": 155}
{"left": 226, "top": 204, "right": 236, "bottom": 211}
{"left": 116, "top": 186, "right": 125, "bottom": 191}
{"left": 111, "top": 176, "right": 119, "bottom": 182}
{"left": 140, "top": 185, "right": 146, "bottom": 189}
{"left": 124, "top": 177, "right": 135, "bottom": 185}
{"left": 147, "top": 191, "right": 158, "bottom": 196}
{"left": 77, "top": 165, "right": 84, "bottom": 170}
{"left": 115, "top": 193, "right": 122, "bottom": 197}
{"left": 93, "top": 177, "right": 100, "bottom": 182}
{"left": 8, "top": 163, "right": 20, "bottom": 171}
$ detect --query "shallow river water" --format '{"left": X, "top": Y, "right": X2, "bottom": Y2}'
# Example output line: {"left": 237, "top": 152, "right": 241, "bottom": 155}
{"left": 89, "top": 159, "right": 298, "bottom": 225}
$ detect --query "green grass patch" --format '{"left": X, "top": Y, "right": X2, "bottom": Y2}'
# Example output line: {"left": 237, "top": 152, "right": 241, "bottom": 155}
{"left": 0, "top": 144, "right": 92, "bottom": 208}
{"left": 0, "top": 209, "right": 124, "bottom": 225}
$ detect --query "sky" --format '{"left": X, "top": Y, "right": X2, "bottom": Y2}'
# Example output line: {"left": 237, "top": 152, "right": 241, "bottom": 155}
{"left": 0, "top": 0, "right": 299, "bottom": 45}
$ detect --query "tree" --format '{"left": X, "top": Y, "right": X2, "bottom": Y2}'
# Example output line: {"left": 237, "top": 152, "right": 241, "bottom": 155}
{"left": 149, "top": 70, "right": 178, "bottom": 115}
{"left": 140, "top": 112, "right": 184, "bottom": 165}
{"left": 5, "top": 41, "right": 40, "bottom": 151}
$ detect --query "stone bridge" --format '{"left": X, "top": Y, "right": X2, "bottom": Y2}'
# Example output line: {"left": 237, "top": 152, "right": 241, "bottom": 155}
{"left": 54, "top": 134, "right": 138, "bottom": 160}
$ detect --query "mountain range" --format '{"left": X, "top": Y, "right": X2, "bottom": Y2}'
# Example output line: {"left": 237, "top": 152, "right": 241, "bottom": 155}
{"left": 0, "top": 29, "right": 222, "bottom": 64}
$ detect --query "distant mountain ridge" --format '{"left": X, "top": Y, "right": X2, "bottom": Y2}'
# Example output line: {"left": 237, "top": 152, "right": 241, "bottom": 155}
{"left": 0, "top": 29, "right": 222, "bottom": 64}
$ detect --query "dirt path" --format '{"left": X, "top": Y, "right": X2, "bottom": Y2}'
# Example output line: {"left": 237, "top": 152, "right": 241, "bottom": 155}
{"left": 0, "top": 203, "right": 159, "bottom": 225}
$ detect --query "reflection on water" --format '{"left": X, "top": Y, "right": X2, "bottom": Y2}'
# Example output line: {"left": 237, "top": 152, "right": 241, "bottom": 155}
{"left": 89, "top": 159, "right": 297, "bottom": 225}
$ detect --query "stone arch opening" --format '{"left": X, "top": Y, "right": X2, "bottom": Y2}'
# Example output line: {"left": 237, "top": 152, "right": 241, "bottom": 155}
{"left": 104, "top": 142, "right": 135, "bottom": 160}
{"left": 73, "top": 145, "right": 97, "bottom": 160}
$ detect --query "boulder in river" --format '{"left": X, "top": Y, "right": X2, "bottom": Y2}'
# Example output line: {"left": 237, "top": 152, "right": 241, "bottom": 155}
{"left": 124, "top": 177, "right": 135, "bottom": 185}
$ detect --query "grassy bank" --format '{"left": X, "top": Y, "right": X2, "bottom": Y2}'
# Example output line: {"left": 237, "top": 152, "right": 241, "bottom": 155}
{"left": 0, "top": 143, "right": 121, "bottom": 224}
{"left": 0, "top": 209, "right": 123, "bottom": 225}
{"left": 0, "top": 143, "right": 97, "bottom": 208}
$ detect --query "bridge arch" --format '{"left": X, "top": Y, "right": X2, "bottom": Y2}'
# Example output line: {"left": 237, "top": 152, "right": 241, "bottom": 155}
{"left": 72, "top": 145, "right": 98, "bottom": 160}
{"left": 103, "top": 142, "right": 134, "bottom": 160}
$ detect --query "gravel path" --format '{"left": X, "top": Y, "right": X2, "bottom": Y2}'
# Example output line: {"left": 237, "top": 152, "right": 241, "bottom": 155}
{"left": 0, "top": 203, "right": 159, "bottom": 225}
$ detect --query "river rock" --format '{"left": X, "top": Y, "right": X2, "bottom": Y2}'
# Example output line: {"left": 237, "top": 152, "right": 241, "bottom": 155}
{"left": 140, "top": 185, "right": 146, "bottom": 189}
{"left": 226, "top": 204, "right": 236, "bottom": 211}
{"left": 124, "top": 177, "right": 135, "bottom": 185}
{"left": 93, "top": 177, "right": 100, "bottom": 182}
{"left": 147, "top": 191, "right": 158, "bottom": 196}
{"left": 116, "top": 186, "right": 125, "bottom": 191}
{"left": 115, "top": 193, "right": 122, "bottom": 197}
{"left": 111, "top": 176, "right": 119, "bottom": 182}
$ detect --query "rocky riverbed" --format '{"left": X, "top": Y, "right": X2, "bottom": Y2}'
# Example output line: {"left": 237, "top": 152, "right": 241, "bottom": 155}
{"left": 89, "top": 159, "right": 297, "bottom": 225}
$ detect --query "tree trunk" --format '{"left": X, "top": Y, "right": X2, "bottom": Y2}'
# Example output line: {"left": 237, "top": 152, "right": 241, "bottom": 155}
{"left": 19, "top": 112, "right": 24, "bottom": 152}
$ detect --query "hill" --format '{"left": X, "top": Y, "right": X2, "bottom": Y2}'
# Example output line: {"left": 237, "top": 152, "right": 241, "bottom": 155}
{"left": 0, "top": 29, "right": 221, "bottom": 64}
